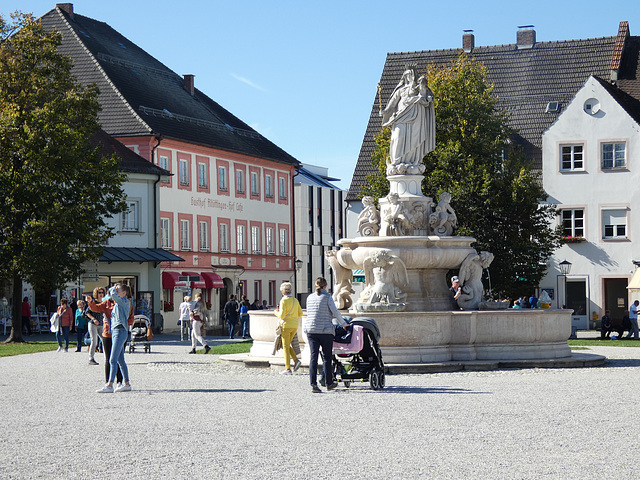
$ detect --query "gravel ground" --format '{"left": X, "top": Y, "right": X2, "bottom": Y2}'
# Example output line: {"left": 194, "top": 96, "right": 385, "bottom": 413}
{"left": 1, "top": 334, "right": 639, "bottom": 479}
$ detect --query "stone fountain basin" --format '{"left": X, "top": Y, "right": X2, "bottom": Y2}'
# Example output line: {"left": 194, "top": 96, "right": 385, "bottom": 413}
{"left": 247, "top": 309, "right": 572, "bottom": 364}
{"left": 336, "top": 235, "right": 477, "bottom": 270}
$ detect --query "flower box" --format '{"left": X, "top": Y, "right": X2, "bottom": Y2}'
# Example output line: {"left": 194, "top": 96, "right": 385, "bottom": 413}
{"left": 560, "top": 235, "right": 585, "bottom": 244}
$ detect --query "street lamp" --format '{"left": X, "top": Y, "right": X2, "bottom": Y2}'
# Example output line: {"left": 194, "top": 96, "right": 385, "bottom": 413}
{"left": 293, "top": 258, "right": 303, "bottom": 299}
{"left": 559, "top": 260, "right": 572, "bottom": 308}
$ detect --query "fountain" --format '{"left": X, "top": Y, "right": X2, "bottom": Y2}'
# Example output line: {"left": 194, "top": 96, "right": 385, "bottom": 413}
{"left": 244, "top": 65, "right": 576, "bottom": 367}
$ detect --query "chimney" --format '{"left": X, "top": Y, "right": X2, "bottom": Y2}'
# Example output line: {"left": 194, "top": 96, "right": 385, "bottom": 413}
{"left": 516, "top": 25, "right": 536, "bottom": 49}
{"left": 462, "top": 30, "right": 475, "bottom": 53}
{"left": 56, "top": 3, "right": 74, "bottom": 19}
{"left": 183, "top": 74, "right": 195, "bottom": 95}
{"left": 610, "top": 21, "right": 630, "bottom": 83}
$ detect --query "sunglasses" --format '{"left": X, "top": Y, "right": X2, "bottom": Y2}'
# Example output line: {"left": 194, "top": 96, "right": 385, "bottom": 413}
{"left": 97, "top": 291, "right": 106, "bottom": 295}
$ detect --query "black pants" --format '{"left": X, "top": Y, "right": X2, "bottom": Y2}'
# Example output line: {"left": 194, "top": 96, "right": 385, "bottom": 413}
{"left": 22, "top": 316, "right": 32, "bottom": 335}
{"left": 102, "top": 336, "right": 123, "bottom": 384}
{"left": 307, "top": 333, "right": 334, "bottom": 387}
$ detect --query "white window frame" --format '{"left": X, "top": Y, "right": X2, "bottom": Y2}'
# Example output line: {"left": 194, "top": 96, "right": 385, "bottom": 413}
{"left": 236, "top": 224, "right": 246, "bottom": 254}
{"left": 266, "top": 227, "right": 275, "bottom": 254}
{"left": 179, "top": 159, "right": 189, "bottom": 185}
{"left": 265, "top": 174, "right": 273, "bottom": 198}
{"left": 279, "top": 177, "right": 287, "bottom": 199}
{"left": 161, "top": 218, "right": 171, "bottom": 248}
{"left": 218, "top": 166, "right": 227, "bottom": 191}
{"left": 198, "top": 163, "right": 208, "bottom": 188}
{"left": 279, "top": 228, "right": 288, "bottom": 255}
{"left": 560, "top": 144, "right": 584, "bottom": 171}
{"left": 561, "top": 209, "right": 584, "bottom": 238}
{"left": 122, "top": 200, "right": 139, "bottom": 232}
{"left": 251, "top": 225, "right": 261, "bottom": 254}
{"left": 601, "top": 142, "right": 626, "bottom": 169}
{"left": 236, "top": 170, "right": 245, "bottom": 194}
{"left": 219, "top": 223, "right": 229, "bottom": 253}
{"left": 180, "top": 219, "right": 191, "bottom": 251}
{"left": 159, "top": 155, "right": 170, "bottom": 183}
{"left": 199, "top": 221, "right": 209, "bottom": 251}
{"left": 602, "top": 208, "right": 628, "bottom": 239}
{"left": 250, "top": 172, "right": 259, "bottom": 196}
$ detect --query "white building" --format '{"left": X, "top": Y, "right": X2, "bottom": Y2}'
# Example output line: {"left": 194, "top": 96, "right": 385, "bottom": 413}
{"left": 540, "top": 75, "right": 640, "bottom": 329}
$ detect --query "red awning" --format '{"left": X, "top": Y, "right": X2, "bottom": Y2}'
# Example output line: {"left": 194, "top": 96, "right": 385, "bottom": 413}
{"left": 182, "top": 271, "right": 224, "bottom": 289}
{"left": 162, "top": 271, "right": 186, "bottom": 289}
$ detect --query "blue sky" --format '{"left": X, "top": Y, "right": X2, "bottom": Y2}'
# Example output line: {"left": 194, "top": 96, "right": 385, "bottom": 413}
{"left": 4, "top": 0, "right": 640, "bottom": 189}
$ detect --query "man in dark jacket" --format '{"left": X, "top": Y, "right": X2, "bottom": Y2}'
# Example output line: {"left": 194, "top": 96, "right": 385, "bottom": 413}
{"left": 224, "top": 295, "right": 239, "bottom": 339}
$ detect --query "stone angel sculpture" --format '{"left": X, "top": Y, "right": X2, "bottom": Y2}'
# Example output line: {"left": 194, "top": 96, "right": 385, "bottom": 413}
{"left": 361, "top": 249, "right": 409, "bottom": 306}
{"left": 357, "top": 196, "right": 380, "bottom": 237}
{"left": 382, "top": 193, "right": 410, "bottom": 236}
{"left": 456, "top": 251, "right": 494, "bottom": 310}
{"left": 325, "top": 250, "right": 355, "bottom": 310}
{"left": 429, "top": 192, "right": 457, "bottom": 236}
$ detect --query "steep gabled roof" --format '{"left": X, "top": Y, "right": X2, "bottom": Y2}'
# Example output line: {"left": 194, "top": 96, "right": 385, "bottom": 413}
{"left": 40, "top": 6, "right": 299, "bottom": 168}
{"left": 348, "top": 27, "right": 640, "bottom": 201}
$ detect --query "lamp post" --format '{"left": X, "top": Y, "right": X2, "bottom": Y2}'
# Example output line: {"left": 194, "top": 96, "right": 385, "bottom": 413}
{"left": 559, "top": 260, "right": 572, "bottom": 309}
{"left": 293, "top": 258, "right": 303, "bottom": 299}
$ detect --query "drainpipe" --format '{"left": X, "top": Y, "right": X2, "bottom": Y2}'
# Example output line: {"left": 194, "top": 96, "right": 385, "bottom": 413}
{"left": 292, "top": 166, "right": 300, "bottom": 300}
{"left": 151, "top": 135, "right": 163, "bottom": 249}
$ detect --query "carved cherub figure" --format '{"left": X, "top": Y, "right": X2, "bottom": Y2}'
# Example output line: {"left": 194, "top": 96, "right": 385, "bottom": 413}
{"left": 361, "top": 249, "right": 409, "bottom": 305}
{"left": 325, "top": 250, "right": 354, "bottom": 309}
{"left": 382, "top": 193, "right": 410, "bottom": 236}
{"left": 429, "top": 192, "right": 457, "bottom": 236}
{"left": 357, "top": 196, "right": 380, "bottom": 237}
{"left": 456, "top": 251, "right": 494, "bottom": 310}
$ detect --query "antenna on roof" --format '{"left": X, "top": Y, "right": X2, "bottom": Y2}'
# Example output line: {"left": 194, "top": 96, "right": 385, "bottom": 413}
{"left": 463, "top": 29, "right": 474, "bottom": 33}
{"left": 517, "top": 25, "right": 535, "bottom": 29}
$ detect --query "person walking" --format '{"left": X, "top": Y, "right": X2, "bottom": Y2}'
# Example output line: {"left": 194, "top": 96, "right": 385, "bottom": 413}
{"left": 96, "top": 284, "right": 133, "bottom": 393}
{"left": 224, "top": 294, "right": 239, "bottom": 339}
{"left": 86, "top": 292, "right": 123, "bottom": 387}
{"left": 626, "top": 300, "right": 639, "bottom": 339}
{"left": 239, "top": 294, "right": 251, "bottom": 339}
{"left": 189, "top": 293, "right": 210, "bottom": 354}
{"left": 74, "top": 300, "right": 89, "bottom": 352}
{"left": 21, "top": 297, "right": 32, "bottom": 336}
{"left": 178, "top": 295, "right": 193, "bottom": 341}
{"left": 303, "top": 277, "right": 349, "bottom": 393}
{"left": 86, "top": 287, "right": 106, "bottom": 365}
{"left": 56, "top": 299, "right": 73, "bottom": 352}
{"left": 274, "top": 282, "right": 303, "bottom": 375}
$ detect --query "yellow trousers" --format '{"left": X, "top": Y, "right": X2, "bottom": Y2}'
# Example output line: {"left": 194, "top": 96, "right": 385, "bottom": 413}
{"left": 281, "top": 327, "right": 298, "bottom": 370}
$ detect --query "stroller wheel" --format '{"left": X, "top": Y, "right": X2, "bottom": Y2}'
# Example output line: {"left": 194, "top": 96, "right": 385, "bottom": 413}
{"left": 378, "top": 370, "right": 386, "bottom": 389}
{"left": 343, "top": 381, "right": 351, "bottom": 388}
{"left": 129, "top": 345, "right": 133, "bottom": 353}
{"left": 369, "top": 370, "right": 379, "bottom": 390}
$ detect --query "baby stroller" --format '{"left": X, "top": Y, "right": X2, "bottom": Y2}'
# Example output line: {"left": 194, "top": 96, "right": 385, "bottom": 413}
{"left": 129, "top": 315, "right": 151, "bottom": 353}
{"left": 331, "top": 317, "right": 386, "bottom": 390}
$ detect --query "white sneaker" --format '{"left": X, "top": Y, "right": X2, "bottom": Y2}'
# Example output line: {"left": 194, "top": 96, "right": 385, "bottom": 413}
{"left": 96, "top": 384, "right": 113, "bottom": 393}
{"left": 56, "top": 347, "right": 62, "bottom": 352}
{"left": 293, "top": 360, "right": 302, "bottom": 372}
{"left": 280, "top": 369, "right": 292, "bottom": 375}
{"left": 115, "top": 384, "right": 132, "bottom": 392}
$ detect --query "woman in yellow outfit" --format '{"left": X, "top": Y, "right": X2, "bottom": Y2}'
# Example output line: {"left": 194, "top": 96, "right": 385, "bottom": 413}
{"left": 275, "top": 282, "right": 303, "bottom": 374}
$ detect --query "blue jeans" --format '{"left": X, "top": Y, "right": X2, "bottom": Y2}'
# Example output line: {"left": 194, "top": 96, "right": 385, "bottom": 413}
{"left": 240, "top": 314, "right": 250, "bottom": 337}
{"left": 56, "top": 326, "right": 70, "bottom": 349}
{"left": 307, "top": 333, "right": 334, "bottom": 387}
{"left": 228, "top": 319, "right": 237, "bottom": 338}
{"left": 75, "top": 327, "right": 86, "bottom": 351}
{"left": 108, "top": 325, "right": 129, "bottom": 384}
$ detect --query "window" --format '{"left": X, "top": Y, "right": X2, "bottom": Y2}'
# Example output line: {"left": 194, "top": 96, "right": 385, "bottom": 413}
{"left": 602, "top": 142, "right": 626, "bottom": 169}
{"left": 159, "top": 155, "right": 170, "bottom": 183}
{"left": 265, "top": 174, "right": 273, "bottom": 197}
{"left": 236, "top": 224, "right": 246, "bottom": 253}
{"left": 180, "top": 219, "right": 191, "bottom": 250}
{"left": 218, "top": 166, "right": 227, "bottom": 190}
{"left": 179, "top": 159, "right": 189, "bottom": 185}
{"left": 602, "top": 209, "right": 627, "bottom": 239}
{"left": 198, "top": 163, "right": 208, "bottom": 188}
{"left": 161, "top": 218, "right": 171, "bottom": 248}
{"left": 251, "top": 225, "right": 261, "bottom": 254}
{"left": 279, "top": 228, "right": 288, "bottom": 255}
{"left": 199, "top": 221, "right": 209, "bottom": 251}
{"left": 560, "top": 144, "right": 584, "bottom": 171}
{"left": 251, "top": 172, "right": 259, "bottom": 196}
{"left": 561, "top": 209, "right": 584, "bottom": 238}
{"left": 266, "top": 227, "right": 275, "bottom": 254}
{"left": 279, "top": 176, "right": 287, "bottom": 199}
{"left": 219, "top": 223, "right": 229, "bottom": 252}
{"left": 236, "top": 170, "right": 245, "bottom": 194}
{"left": 122, "top": 200, "right": 139, "bottom": 232}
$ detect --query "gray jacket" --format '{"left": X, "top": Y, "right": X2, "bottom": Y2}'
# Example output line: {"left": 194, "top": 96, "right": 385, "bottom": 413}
{"left": 303, "top": 290, "right": 347, "bottom": 335}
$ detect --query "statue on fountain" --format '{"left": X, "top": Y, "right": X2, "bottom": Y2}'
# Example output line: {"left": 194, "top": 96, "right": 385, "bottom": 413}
{"left": 325, "top": 250, "right": 355, "bottom": 310}
{"left": 356, "top": 249, "right": 409, "bottom": 312}
{"left": 357, "top": 196, "right": 380, "bottom": 237}
{"left": 382, "top": 193, "right": 410, "bottom": 236}
{"left": 379, "top": 64, "right": 435, "bottom": 176}
{"left": 457, "top": 251, "right": 495, "bottom": 310}
{"left": 429, "top": 192, "right": 457, "bottom": 236}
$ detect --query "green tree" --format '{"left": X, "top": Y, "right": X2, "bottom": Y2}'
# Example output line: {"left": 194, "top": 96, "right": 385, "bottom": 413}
{"left": 0, "top": 13, "right": 126, "bottom": 343}
{"left": 363, "top": 53, "right": 559, "bottom": 300}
